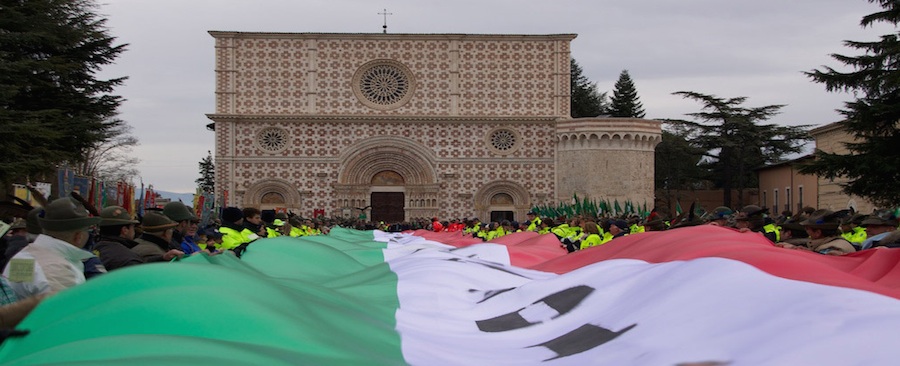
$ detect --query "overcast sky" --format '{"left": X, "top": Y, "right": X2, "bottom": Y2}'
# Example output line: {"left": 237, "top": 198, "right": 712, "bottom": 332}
{"left": 95, "top": 0, "right": 893, "bottom": 193}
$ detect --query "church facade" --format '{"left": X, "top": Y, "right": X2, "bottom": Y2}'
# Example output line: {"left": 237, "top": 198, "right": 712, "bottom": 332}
{"left": 207, "top": 32, "right": 661, "bottom": 223}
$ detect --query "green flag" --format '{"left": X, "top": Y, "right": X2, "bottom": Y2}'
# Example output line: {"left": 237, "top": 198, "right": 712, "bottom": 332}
{"left": 574, "top": 193, "right": 583, "bottom": 215}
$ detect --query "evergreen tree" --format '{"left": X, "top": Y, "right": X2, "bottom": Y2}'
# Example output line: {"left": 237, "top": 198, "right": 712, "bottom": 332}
{"left": 0, "top": 0, "right": 127, "bottom": 185}
{"left": 196, "top": 151, "right": 215, "bottom": 194}
{"left": 570, "top": 58, "right": 608, "bottom": 118}
{"left": 801, "top": 0, "right": 900, "bottom": 207}
{"left": 655, "top": 127, "right": 707, "bottom": 216}
{"left": 608, "top": 70, "right": 646, "bottom": 118}
{"left": 669, "top": 91, "right": 810, "bottom": 207}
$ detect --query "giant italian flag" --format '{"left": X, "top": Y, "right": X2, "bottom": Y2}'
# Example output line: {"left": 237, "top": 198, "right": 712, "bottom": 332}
{"left": 2, "top": 225, "right": 900, "bottom": 365}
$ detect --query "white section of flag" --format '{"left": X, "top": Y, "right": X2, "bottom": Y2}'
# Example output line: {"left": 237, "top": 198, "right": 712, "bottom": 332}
{"left": 388, "top": 243, "right": 900, "bottom": 365}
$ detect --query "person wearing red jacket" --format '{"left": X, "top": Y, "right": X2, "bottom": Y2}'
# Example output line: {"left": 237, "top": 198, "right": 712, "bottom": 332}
{"left": 431, "top": 217, "right": 443, "bottom": 232}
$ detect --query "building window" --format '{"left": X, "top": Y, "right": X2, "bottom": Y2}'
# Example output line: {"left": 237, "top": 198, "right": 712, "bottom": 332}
{"left": 486, "top": 128, "right": 522, "bottom": 155}
{"left": 763, "top": 191, "right": 767, "bottom": 210}
{"left": 798, "top": 186, "right": 804, "bottom": 211}
{"left": 352, "top": 59, "right": 416, "bottom": 110}
{"left": 785, "top": 187, "right": 791, "bottom": 213}
{"left": 256, "top": 127, "right": 288, "bottom": 153}
{"left": 491, "top": 130, "right": 516, "bottom": 151}
{"left": 773, "top": 189, "right": 779, "bottom": 213}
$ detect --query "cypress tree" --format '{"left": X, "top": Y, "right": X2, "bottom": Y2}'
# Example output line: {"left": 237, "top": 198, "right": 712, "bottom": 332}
{"left": 196, "top": 151, "right": 215, "bottom": 194}
{"left": 570, "top": 58, "right": 608, "bottom": 118}
{"left": 608, "top": 70, "right": 646, "bottom": 118}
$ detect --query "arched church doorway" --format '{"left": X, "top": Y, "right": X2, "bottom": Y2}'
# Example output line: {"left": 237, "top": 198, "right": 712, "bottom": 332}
{"left": 489, "top": 193, "right": 515, "bottom": 222}
{"left": 370, "top": 171, "right": 405, "bottom": 223}
{"left": 242, "top": 179, "right": 303, "bottom": 212}
{"left": 474, "top": 181, "right": 531, "bottom": 223}
{"left": 336, "top": 136, "right": 440, "bottom": 222}
{"left": 260, "top": 191, "right": 286, "bottom": 211}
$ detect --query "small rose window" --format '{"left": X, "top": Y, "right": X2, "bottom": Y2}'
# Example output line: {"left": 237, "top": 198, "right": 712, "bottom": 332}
{"left": 257, "top": 127, "right": 288, "bottom": 153}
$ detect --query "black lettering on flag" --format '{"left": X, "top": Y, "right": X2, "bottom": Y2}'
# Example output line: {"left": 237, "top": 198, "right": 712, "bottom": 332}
{"left": 445, "top": 258, "right": 528, "bottom": 278}
{"left": 538, "top": 285, "right": 592, "bottom": 315}
{"left": 533, "top": 323, "right": 637, "bottom": 360}
{"left": 476, "top": 286, "right": 594, "bottom": 332}
{"left": 475, "top": 287, "right": 516, "bottom": 304}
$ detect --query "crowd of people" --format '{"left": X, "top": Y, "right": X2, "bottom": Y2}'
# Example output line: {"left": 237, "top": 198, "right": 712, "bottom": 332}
{"left": 401, "top": 205, "right": 900, "bottom": 256}
{"left": 0, "top": 198, "right": 332, "bottom": 332}
{"left": 0, "top": 197, "right": 898, "bottom": 336}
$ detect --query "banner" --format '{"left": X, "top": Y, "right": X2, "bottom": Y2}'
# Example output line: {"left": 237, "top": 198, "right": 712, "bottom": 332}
{"left": 123, "top": 183, "right": 133, "bottom": 216}
{"left": 56, "top": 167, "right": 74, "bottom": 198}
{"left": 144, "top": 186, "right": 156, "bottom": 210}
{"left": 3, "top": 227, "right": 900, "bottom": 364}
{"left": 202, "top": 193, "right": 215, "bottom": 226}
{"left": 194, "top": 194, "right": 204, "bottom": 218}
{"left": 14, "top": 182, "right": 52, "bottom": 207}
{"left": 137, "top": 182, "right": 144, "bottom": 216}
{"left": 32, "top": 183, "right": 51, "bottom": 205}
{"left": 12, "top": 185, "right": 29, "bottom": 206}
{"left": 72, "top": 176, "right": 90, "bottom": 197}
{"left": 88, "top": 179, "right": 99, "bottom": 210}
{"left": 115, "top": 182, "right": 124, "bottom": 207}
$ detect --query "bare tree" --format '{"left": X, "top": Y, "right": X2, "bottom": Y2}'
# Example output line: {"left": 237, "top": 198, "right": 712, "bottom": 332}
{"left": 76, "top": 123, "right": 140, "bottom": 182}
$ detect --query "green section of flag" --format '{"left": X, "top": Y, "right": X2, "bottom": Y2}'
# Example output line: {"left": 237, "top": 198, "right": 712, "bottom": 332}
{"left": 0, "top": 228, "right": 405, "bottom": 365}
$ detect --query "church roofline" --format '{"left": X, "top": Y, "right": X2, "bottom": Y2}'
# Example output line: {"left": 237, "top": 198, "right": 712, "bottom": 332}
{"left": 205, "top": 114, "right": 562, "bottom": 123}
{"left": 208, "top": 31, "right": 577, "bottom": 41}
{"left": 808, "top": 120, "right": 846, "bottom": 136}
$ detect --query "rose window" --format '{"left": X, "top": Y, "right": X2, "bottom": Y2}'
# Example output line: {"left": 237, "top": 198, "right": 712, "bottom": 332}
{"left": 257, "top": 127, "right": 288, "bottom": 153}
{"left": 491, "top": 129, "right": 517, "bottom": 151}
{"left": 485, "top": 128, "right": 521, "bottom": 155}
{"left": 360, "top": 65, "right": 408, "bottom": 105}
{"left": 353, "top": 60, "right": 416, "bottom": 110}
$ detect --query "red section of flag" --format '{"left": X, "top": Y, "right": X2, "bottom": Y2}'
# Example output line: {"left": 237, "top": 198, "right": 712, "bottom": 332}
{"left": 527, "top": 225, "right": 900, "bottom": 300}
{"left": 411, "top": 225, "right": 900, "bottom": 300}
{"left": 408, "top": 230, "right": 567, "bottom": 268}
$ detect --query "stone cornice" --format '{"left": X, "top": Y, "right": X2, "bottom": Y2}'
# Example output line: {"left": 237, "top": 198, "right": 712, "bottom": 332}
{"left": 218, "top": 156, "right": 554, "bottom": 164}
{"left": 206, "top": 114, "right": 560, "bottom": 123}
{"left": 556, "top": 117, "right": 663, "bottom": 135}
{"left": 208, "top": 31, "right": 577, "bottom": 42}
